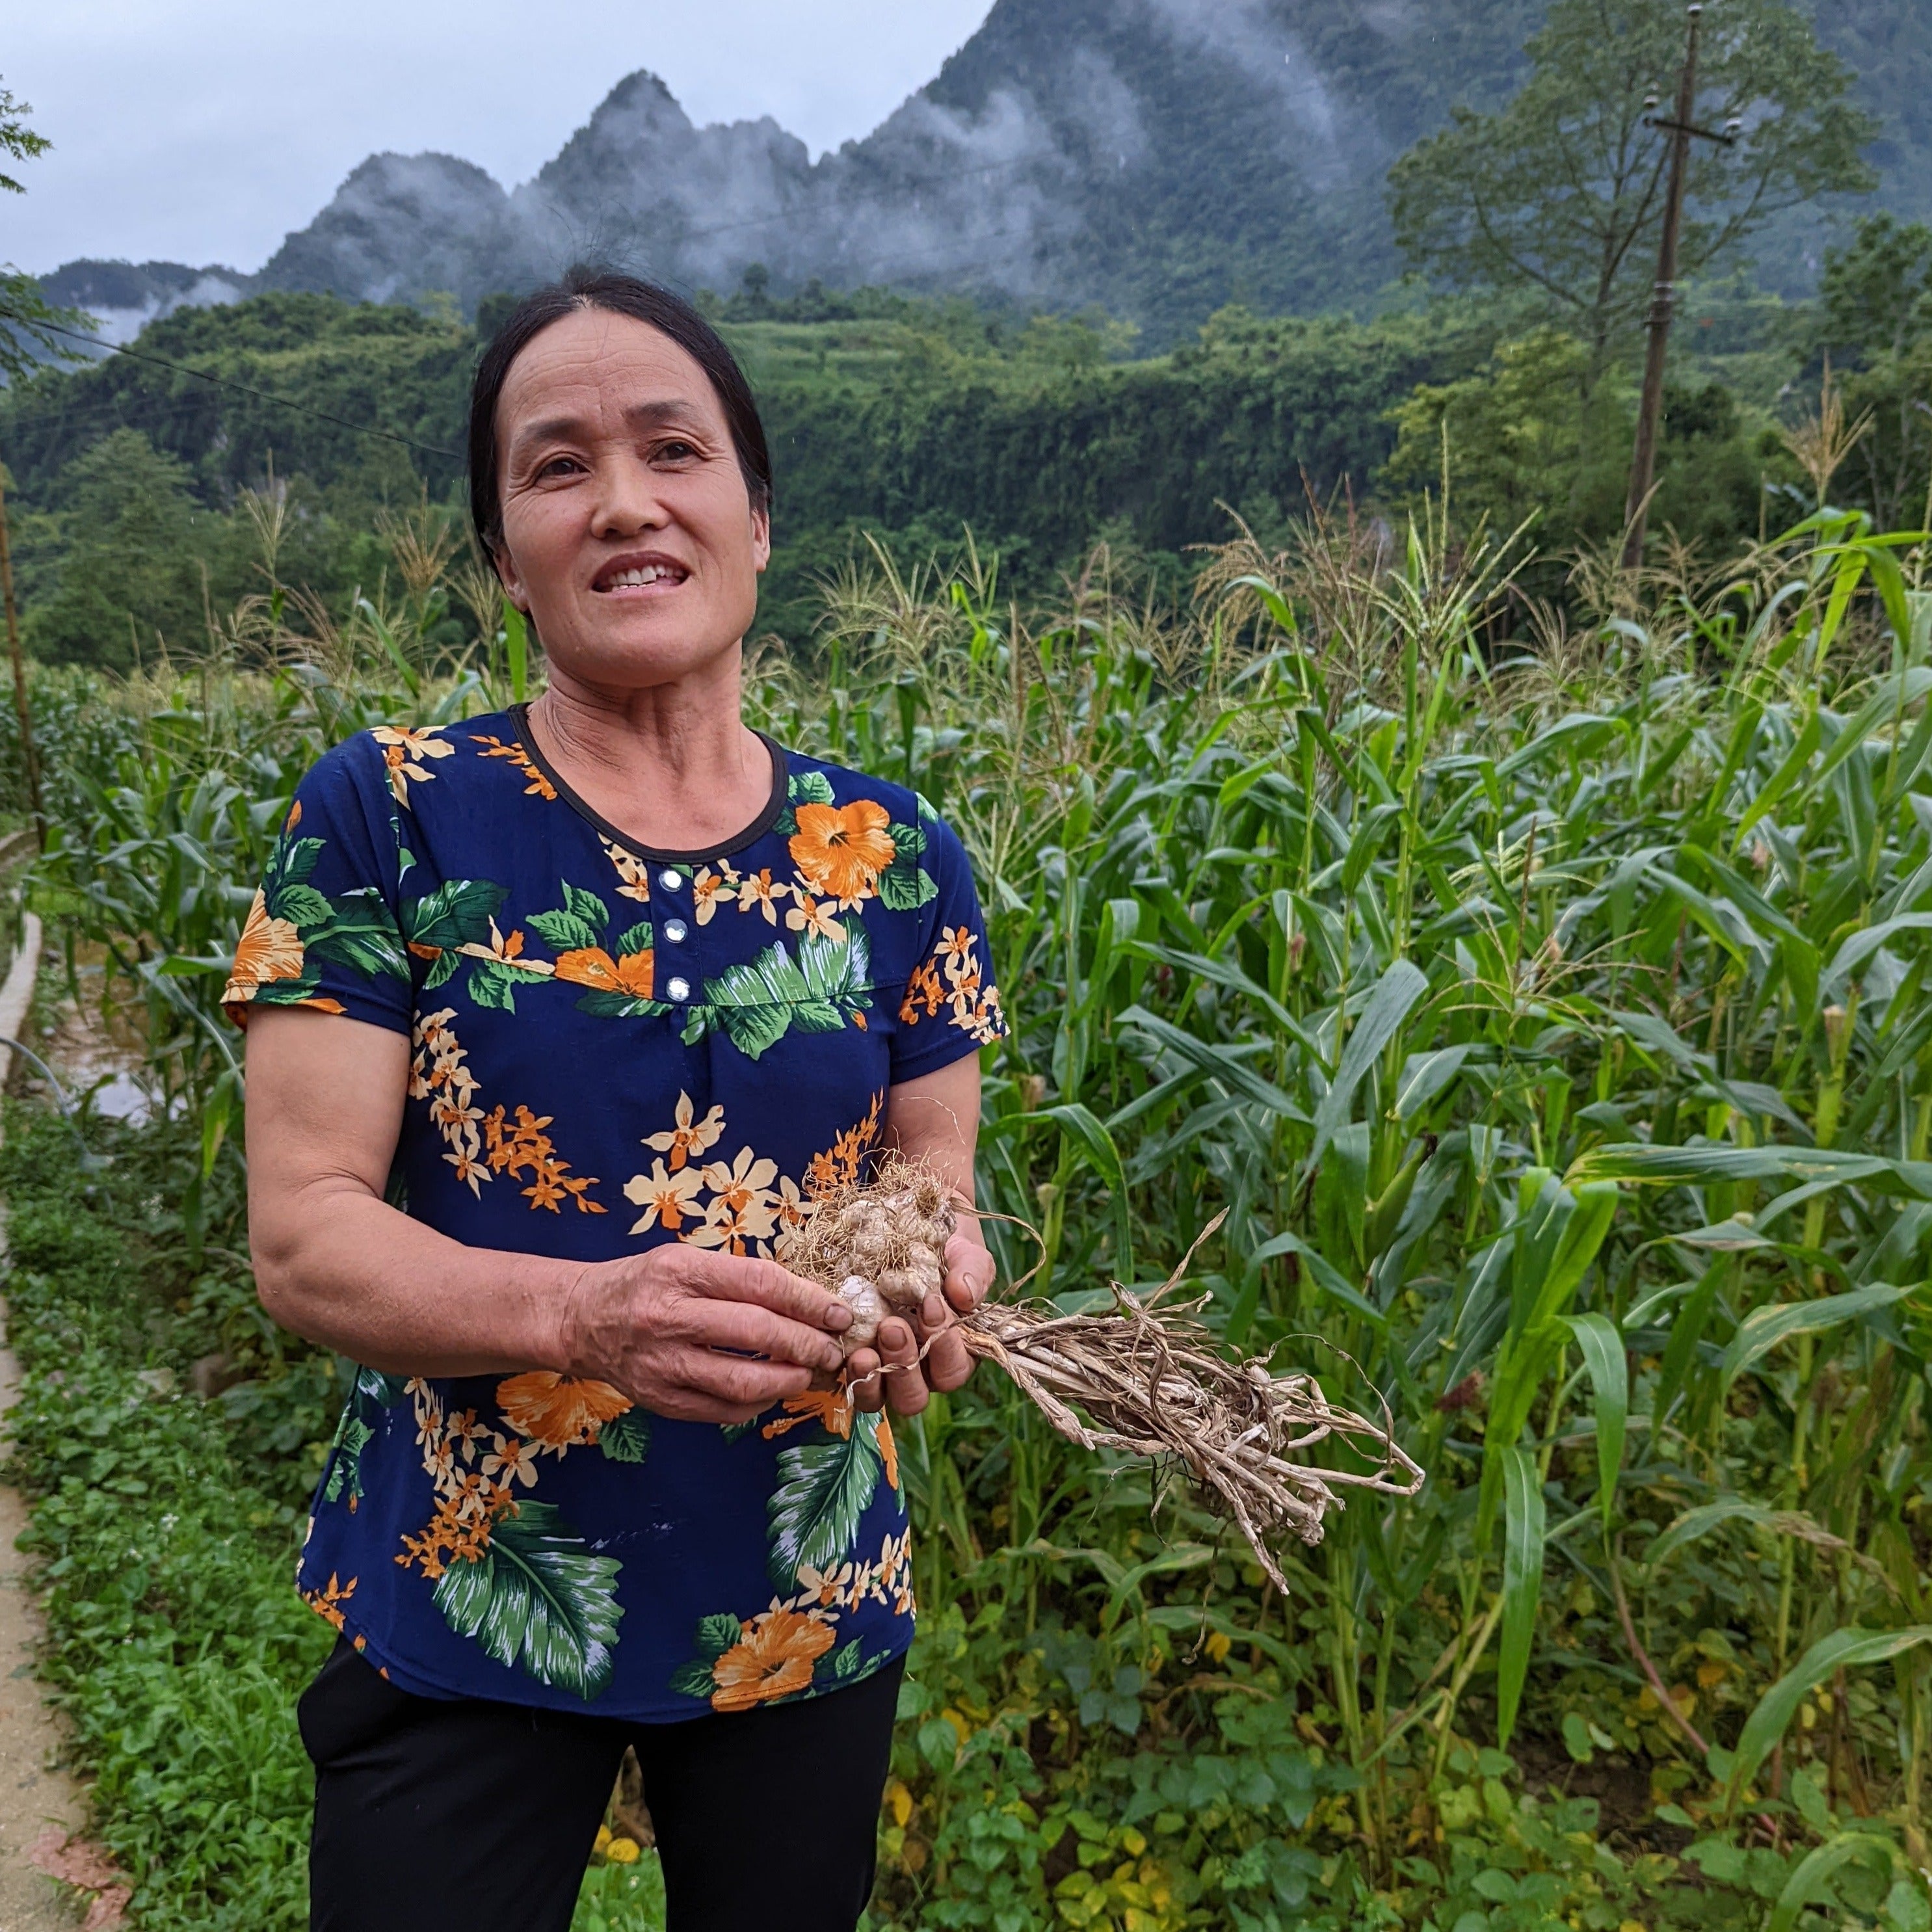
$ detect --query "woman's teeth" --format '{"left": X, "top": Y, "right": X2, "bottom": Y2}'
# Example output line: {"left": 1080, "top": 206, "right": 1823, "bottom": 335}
{"left": 602, "top": 564, "right": 685, "bottom": 589}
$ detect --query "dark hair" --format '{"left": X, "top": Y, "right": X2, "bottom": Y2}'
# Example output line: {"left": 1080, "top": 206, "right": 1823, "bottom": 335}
{"left": 468, "top": 267, "right": 773, "bottom": 557}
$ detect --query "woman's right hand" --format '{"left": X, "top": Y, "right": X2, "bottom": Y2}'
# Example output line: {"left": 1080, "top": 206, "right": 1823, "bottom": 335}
{"left": 553, "top": 1245, "right": 853, "bottom": 1423}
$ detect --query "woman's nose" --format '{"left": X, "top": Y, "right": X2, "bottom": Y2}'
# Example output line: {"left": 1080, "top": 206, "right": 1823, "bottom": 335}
{"left": 588, "top": 457, "right": 668, "bottom": 540}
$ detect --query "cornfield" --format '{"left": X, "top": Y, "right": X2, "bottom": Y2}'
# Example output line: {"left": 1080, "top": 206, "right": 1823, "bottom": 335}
{"left": 18, "top": 497, "right": 1932, "bottom": 1932}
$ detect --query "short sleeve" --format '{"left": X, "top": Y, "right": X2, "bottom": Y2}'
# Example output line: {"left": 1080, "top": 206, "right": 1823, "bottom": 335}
{"left": 222, "top": 734, "right": 414, "bottom": 1035}
{"left": 889, "top": 805, "right": 1009, "bottom": 1083}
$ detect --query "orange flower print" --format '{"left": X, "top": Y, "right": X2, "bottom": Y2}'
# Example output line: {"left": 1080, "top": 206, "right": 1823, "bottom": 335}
{"left": 804, "top": 1091, "right": 884, "bottom": 1197}
{"left": 688, "top": 1146, "right": 780, "bottom": 1252}
{"left": 761, "top": 1388, "right": 854, "bottom": 1442}
{"left": 692, "top": 867, "right": 737, "bottom": 924}
{"left": 224, "top": 888, "right": 306, "bottom": 1001}
{"left": 709, "top": 1608, "right": 836, "bottom": 1713}
{"left": 481, "top": 1433, "right": 540, "bottom": 1489}
{"left": 644, "top": 1091, "right": 726, "bottom": 1171}
{"left": 786, "top": 892, "right": 845, "bottom": 944}
{"left": 902, "top": 929, "right": 1005, "bottom": 1046}
{"left": 471, "top": 734, "right": 558, "bottom": 799}
{"left": 482, "top": 1105, "right": 605, "bottom": 1214}
{"left": 554, "top": 947, "right": 655, "bottom": 1000}
{"left": 735, "top": 867, "right": 790, "bottom": 923}
{"left": 624, "top": 1158, "right": 706, "bottom": 1235}
{"left": 495, "top": 1372, "right": 632, "bottom": 1451}
{"left": 789, "top": 799, "right": 895, "bottom": 905}
{"left": 302, "top": 1572, "right": 358, "bottom": 1632}
{"left": 602, "top": 838, "right": 654, "bottom": 905}
{"left": 771, "top": 1174, "right": 812, "bottom": 1257}
{"left": 371, "top": 725, "right": 455, "bottom": 806}
{"left": 899, "top": 960, "right": 945, "bottom": 1023}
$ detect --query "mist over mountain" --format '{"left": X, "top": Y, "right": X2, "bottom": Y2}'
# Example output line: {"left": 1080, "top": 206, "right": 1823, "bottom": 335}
{"left": 40, "top": 0, "right": 1932, "bottom": 346}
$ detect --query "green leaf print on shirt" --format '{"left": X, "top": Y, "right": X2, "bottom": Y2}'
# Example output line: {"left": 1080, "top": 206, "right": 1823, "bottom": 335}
{"left": 877, "top": 820, "right": 936, "bottom": 912}
{"left": 597, "top": 1409, "right": 652, "bottom": 1463}
{"left": 321, "top": 1367, "right": 411, "bottom": 1508}
{"left": 432, "top": 1499, "right": 624, "bottom": 1701}
{"left": 667, "top": 1614, "right": 742, "bottom": 1700}
{"left": 237, "top": 814, "right": 413, "bottom": 1010}
{"left": 528, "top": 884, "right": 668, "bottom": 1021}
{"left": 403, "top": 879, "right": 510, "bottom": 953}
{"left": 702, "top": 926, "right": 872, "bottom": 1060}
{"left": 311, "top": 886, "right": 412, "bottom": 979}
{"left": 771, "top": 766, "right": 835, "bottom": 838}
{"left": 766, "top": 1412, "right": 887, "bottom": 1591}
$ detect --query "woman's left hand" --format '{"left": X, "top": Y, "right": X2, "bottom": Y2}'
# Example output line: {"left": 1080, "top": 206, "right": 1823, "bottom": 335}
{"left": 851, "top": 1229, "right": 994, "bottom": 1416}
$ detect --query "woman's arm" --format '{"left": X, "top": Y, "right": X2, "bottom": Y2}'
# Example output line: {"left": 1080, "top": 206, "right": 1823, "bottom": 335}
{"left": 244, "top": 1007, "right": 849, "bottom": 1423}
{"left": 851, "top": 1053, "right": 994, "bottom": 1415}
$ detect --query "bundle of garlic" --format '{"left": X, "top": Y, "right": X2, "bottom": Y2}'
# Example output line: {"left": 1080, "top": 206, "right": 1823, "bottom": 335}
{"left": 787, "top": 1157, "right": 957, "bottom": 1351}
{"left": 794, "top": 1155, "right": 1425, "bottom": 1593}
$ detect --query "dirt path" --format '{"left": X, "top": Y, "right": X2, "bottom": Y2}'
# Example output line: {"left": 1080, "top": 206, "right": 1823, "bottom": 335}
{"left": 0, "top": 916, "right": 94, "bottom": 1928}
{"left": 0, "top": 1332, "right": 83, "bottom": 1931}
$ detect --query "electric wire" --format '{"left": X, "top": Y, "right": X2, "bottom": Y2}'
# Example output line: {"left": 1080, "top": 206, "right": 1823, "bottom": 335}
{"left": 27, "top": 321, "right": 460, "bottom": 460}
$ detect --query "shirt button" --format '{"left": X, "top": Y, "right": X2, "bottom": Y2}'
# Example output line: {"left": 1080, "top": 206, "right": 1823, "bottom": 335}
{"left": 662, "top": 918, "right": 688, "bottom": 944}
{"left": 659, "top": 869, "right": 684, "bottom": 893}
{"left": 666, "top": 975, "right": 691, "bottom": 1003}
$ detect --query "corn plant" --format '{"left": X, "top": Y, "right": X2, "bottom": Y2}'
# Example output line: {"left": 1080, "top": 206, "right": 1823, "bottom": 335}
{"left": 23, "top": 501, "right": 1932, "bottom": 1931}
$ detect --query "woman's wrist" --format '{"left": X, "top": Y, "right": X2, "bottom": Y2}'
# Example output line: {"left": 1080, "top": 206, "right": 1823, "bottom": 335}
{"left": 518, "top": 1252, "right": 598, "bottom": 1377}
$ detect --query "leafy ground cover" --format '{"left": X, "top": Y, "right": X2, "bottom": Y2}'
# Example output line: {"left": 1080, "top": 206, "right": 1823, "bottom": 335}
{"left": 8, "top": 497, "right": 1932, "bottom": 1931}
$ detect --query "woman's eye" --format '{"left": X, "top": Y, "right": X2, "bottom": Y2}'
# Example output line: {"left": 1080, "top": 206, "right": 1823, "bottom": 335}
{"left": 655, "top": 440, "right": 699, "bottom": 464}
{"left": 536, "top": 455, "right": 585, "bottom": 480}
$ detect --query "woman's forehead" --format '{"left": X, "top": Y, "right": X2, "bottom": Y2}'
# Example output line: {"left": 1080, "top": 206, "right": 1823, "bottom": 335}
{"left": 498, "top": 308, "right": 720, "bottom": 432}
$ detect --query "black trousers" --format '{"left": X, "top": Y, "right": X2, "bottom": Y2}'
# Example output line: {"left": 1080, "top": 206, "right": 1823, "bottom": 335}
{"left": 299, "top": 1638, "right": 903, "bottom": 1932}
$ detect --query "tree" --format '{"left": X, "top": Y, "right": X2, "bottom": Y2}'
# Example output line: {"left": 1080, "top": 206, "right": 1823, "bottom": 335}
{"left": 25, "top": 432, "right": 213, "bottom": 670}
{"left": 1386, "top": 0, "right": 1877, "bottom": 391}
{"left": 1812, "top": 218, "right": 1932, "bottom": 528}
{"left": 1380, "top": 328, "right": 1766, "bottom": 566}
{"left": 1819, "top": 213, "right": 1932, "bottom": 364}
{"left": 0, "top": 79, "right": 92, "bottom": 380}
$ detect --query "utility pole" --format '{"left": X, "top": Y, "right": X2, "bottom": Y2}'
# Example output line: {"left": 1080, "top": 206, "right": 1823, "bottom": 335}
{"left": 1621, "top": 3, "right": 1738, "bottom": 572}
{"left": 0, "top": 468, "right": 44, "bottom": 849}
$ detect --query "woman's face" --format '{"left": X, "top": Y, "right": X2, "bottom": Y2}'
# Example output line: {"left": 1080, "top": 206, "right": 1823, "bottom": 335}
{"left": 492, "top": 307, "right": 769, "bottom": 692}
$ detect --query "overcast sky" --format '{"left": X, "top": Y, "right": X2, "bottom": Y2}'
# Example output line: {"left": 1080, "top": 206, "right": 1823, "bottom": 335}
{"left": 3, "top": 0, "right": 996, "bottom": 275}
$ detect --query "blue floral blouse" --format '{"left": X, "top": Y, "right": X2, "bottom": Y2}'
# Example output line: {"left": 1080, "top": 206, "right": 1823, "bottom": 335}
{"left": 224, "top": 708, "right": 1004, "bottom": 1719}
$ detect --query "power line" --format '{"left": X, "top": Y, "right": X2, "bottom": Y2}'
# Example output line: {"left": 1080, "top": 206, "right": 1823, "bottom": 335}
{"left": 29, "top": 321, "right": 460, "bottom": 460}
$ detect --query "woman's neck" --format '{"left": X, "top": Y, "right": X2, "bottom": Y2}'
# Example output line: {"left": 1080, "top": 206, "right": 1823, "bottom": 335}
{"left": 525, "top": 652, "right": 773, "bottom": 854}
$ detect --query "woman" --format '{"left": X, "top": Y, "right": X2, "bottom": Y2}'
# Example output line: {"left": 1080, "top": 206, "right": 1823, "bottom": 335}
{"left": 230, "top": 269, "right": 1005, "bottom": 1932}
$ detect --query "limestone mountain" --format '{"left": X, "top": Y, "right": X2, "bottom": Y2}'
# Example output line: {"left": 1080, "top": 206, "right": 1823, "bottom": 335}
{"left": 38, "top": 0, "right": 1932, "bottom": 345}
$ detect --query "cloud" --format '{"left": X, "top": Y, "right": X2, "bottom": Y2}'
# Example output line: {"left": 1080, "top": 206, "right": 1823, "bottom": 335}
{"left": 1140, "top": 0, "right": 1375, "bottom": 187}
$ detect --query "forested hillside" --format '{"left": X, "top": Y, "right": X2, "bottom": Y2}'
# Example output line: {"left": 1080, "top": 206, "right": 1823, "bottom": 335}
{"left": 0, "top": 278, "right": 1816, "bottom": 665}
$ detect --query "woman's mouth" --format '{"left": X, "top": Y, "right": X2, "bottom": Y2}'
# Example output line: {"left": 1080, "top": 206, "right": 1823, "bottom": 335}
{"left": 593, "top": 558, "right": 691, "bottom": 594}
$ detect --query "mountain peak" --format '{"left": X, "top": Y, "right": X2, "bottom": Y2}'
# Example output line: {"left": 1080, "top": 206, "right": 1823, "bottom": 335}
{"left": 40, "top": 0, "right": 1932, "bottom": 344}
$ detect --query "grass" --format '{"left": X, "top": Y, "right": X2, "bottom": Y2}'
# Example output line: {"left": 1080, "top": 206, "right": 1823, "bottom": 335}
{"left": 10, "top": 494, "right": 1932, "bottom": 1930}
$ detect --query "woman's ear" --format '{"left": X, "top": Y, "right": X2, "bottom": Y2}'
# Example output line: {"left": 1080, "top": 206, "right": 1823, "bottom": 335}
{"left": 491, "top": 540, "right": 531, "bottom": 613}
{"left": 751, "top": 503, "right": 772, "bottom": 577}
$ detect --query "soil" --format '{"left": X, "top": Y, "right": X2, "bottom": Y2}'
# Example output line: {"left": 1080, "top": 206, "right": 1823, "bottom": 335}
{"left": 1511, "top": 1728, "right": 1697, "bottom": 1857}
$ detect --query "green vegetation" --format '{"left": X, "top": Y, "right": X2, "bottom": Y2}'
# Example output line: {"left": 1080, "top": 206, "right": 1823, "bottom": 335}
{"left": 0, "top": 269, "right": 1805, "bottom": 654}
{"left": 12, "top": 488, "right": 1932, "bottom": 1929}
{"left": 6, "top": 9, "right": 1932, "bottom": 1924}
{"left": 1388, "top": 0, "right": 1877, "bottom": 385}
{"left": 1, "top": 1102, "right": 331, "bottom": 1929}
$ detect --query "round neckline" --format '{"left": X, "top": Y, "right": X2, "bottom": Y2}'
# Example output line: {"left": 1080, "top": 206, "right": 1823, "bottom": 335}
{"left": 509, "top": 703, "right": 790, "bottom": 867}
